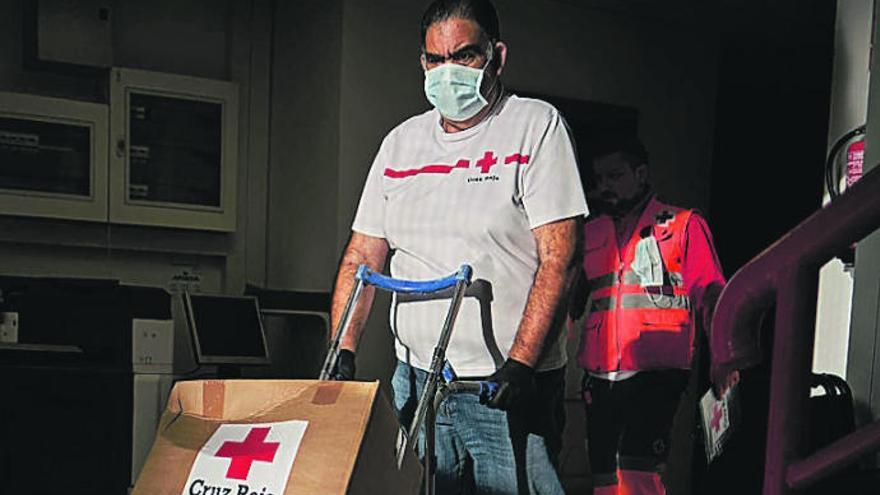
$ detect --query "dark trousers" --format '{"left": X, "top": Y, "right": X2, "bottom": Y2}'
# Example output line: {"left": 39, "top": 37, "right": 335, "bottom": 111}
{"left": 582, "top": 370, "right": 690, "bottom": 486}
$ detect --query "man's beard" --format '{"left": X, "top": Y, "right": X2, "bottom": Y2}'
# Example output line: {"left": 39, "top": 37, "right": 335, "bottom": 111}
{"left": 594, "top": 186, "right": 651, "bottom": 217}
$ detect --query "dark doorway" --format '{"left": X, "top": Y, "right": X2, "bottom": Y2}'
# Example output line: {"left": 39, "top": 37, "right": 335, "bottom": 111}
{"left": 709, "top": 0, "right": 837, "bottom": 275}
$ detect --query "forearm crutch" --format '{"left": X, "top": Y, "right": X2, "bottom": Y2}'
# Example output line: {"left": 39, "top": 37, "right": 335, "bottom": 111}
{"left": 319, "top": 263, "right": 474, "bottom": 495}
{"left": 320, "top": 264, "right": 491, "bottom": 494}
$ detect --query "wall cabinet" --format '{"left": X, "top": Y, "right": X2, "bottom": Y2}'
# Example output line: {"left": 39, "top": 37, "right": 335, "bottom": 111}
{"left": 0, "top": 68, "right": 238, "bottom": 231}
{"left": 0, "top": 92, "right": 109, "bottom": 222}
{"left": 110, "top": 68, "right": 238, "bottom": 232}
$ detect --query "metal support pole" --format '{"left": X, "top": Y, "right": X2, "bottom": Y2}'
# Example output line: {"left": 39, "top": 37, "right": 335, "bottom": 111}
{"left": 424, "top": 395, "right": 437, "bottom": 495}
{"left": 395, "top": 277, "right": 469, "bottom": 485}
{"left": 318, "top": 278, "right": 364, "bottom": 380}
{"left": 763, "top": 269, "right": 820, "bottom": 495}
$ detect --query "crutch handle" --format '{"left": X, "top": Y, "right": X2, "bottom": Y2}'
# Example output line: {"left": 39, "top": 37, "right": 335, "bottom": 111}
{"left": 356, "top": 264, "right": 472, "bottom": 294}
{"left": 445, "top": 380, "right": 499, "bottom": 402}
{"left": 439, "top": 362, "right": 498, "bottom": 401}
{"left": 432, "top": 380, "right": 499, "bottom": 415}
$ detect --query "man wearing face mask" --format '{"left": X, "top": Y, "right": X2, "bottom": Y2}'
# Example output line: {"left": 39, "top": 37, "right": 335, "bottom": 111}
{"left": 570, "top": 138, "right": 726, "bottom": 494}
{"left": 328, "top": 0, "right": 587, "bottom": 493}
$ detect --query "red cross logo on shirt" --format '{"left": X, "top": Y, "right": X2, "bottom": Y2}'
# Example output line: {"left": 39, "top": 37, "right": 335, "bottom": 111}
{"left": 476, "top": 151, "right": 498, "bottom": 174}
{"left": 655, "top": 210, "right": 675, "bottom": 227}
{"left": 215, "top": 427, "right": 280, "bottom": 480}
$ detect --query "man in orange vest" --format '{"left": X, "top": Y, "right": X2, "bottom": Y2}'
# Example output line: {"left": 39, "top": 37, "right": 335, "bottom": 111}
{"left": 571, "top": 138, "right": 726, "bottom": 494}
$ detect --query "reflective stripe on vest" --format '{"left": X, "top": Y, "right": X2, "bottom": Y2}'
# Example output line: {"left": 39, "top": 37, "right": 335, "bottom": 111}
{"left": 589, "top": 292, "right": 688, "bottom": 312}
{"left": 589, "top": 270, "right": 685, "bottom": 287}
{"left": 588, "top": 272, "right": 619, "bottom": 290}
{"left": 620, "top": 293, "right": 689, "bottom": 310}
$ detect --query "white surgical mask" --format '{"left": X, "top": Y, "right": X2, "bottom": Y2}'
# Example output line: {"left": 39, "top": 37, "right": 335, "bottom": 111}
{"left": 631, "top": 235, "right": 665, "bottom": 288}
{"left": 423, "top": 53, "right": 493, "bottom": 122}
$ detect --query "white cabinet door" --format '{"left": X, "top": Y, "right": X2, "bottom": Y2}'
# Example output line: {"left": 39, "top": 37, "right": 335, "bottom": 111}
{"left": 109, "top": 68, "right": 238, "bottom": 232}
{"left": 0, "top": 92, "right": 108, "bottom": 222}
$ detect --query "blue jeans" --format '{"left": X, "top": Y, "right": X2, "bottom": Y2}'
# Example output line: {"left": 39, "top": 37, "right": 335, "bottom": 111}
{"left": 391, "top": 360, "right": 566, "bottom": 495}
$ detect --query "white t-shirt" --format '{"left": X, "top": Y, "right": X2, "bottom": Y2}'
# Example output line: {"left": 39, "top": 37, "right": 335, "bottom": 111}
{"left": 352, "top": 94, "right": 588, "bottom": 376}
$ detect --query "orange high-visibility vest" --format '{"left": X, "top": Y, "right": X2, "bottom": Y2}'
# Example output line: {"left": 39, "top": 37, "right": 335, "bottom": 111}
{"left": 577, "top": 197, "right": 695, "bottom": 372}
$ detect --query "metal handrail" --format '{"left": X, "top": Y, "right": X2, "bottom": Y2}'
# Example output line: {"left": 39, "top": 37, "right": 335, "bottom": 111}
{"left": 709, "top": 165, "right": 880, "bottom": 495}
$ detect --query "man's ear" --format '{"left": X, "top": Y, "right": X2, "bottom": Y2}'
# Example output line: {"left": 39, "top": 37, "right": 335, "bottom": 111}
{"left": 635, "top": 163, "right": 649, "bottom": 186}
{"left": 494, "top": 41, "right": 508, "bottom": 76}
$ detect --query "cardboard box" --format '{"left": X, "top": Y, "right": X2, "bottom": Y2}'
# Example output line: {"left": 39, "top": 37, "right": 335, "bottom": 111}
{"left": 133, "top": 380, "right": 421, "bottom": 495}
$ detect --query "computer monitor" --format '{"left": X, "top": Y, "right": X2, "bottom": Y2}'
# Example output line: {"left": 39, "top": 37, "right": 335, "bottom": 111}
{"left": 183, "top": 292, "right": 270, "bottom": 365}
{"left": 256, "top": 309, "right": 329, "bottom": 378}
{"left": 243, "top": 285, "right": 331, "bottom": 378}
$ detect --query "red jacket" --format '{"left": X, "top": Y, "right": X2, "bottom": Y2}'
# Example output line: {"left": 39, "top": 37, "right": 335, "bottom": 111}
{"left": 577, "top": 197, "right": 725, "bottom": 372}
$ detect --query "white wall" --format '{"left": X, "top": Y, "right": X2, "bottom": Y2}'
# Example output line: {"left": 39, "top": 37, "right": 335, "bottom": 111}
{"left": 850, "top": 0, "right": 880, "bottom": 427}
{"left": 266, "top": 0, "right": 343, "bottom": 291}
{"left": 813, "top": 0, "right": 874, "bottom": 378}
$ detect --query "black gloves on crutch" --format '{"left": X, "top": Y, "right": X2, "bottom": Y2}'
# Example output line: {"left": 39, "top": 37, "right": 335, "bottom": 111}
{"left": 330, "top": 349, "right": 357, "bottom": 381}
{"left": 484, "top": 358, "right": 536, "bottom": 411}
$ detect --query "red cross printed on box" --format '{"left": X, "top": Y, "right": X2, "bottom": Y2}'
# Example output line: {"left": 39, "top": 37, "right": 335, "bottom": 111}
{"left": 215, "top": 427, "right": 280, "bottom": 480}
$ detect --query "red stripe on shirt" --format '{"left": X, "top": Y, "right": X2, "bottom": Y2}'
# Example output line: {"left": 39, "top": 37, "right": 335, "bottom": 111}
{"left": 384, "top": 164, "right": 453, "bottom": 178}
{"left": 504, "top": 153, "right": 530, "bottom": 165}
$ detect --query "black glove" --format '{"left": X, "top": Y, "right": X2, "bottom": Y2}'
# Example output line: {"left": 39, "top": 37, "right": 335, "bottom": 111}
{"left": 330, "top": 349, "right": 356, "bottom": 381}
{"left": 485, "top": 358, "right": 536, "bottom": 411}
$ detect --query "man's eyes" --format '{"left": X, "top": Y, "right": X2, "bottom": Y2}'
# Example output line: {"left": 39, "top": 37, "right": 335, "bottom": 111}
{"left": 424, "top": 47, "right": 483, "bottom": 66}
{"left": 451, "top": 51, "right": 478, "bottom": 63}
